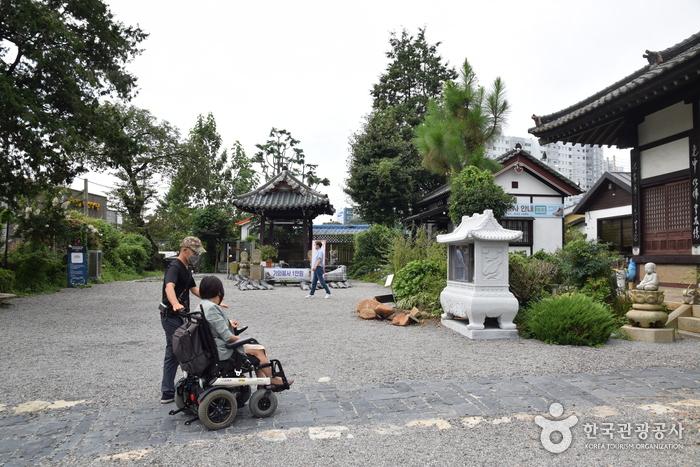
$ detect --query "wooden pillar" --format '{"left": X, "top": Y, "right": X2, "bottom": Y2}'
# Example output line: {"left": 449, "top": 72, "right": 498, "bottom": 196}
{"left": 259, "top": 215, "right": 266, "bottom": 244}
{"left": 690, "top": 100, "right": 700, "bottom": 254}
{"left": 630, "top": 149, "right": 641, "bottom": 256}
{"left": 268, "top": 219, "right": 274, "bottom": 244}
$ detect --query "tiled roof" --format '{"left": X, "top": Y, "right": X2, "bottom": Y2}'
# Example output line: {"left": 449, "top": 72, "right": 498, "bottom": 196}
{"left": 233, "top": 170, "right": 335, "bottom": 216}
{"left": 495, "top": 147, "right": 582, "bottom": 195}
{"left": 529, "top": 30, "right": 700, "bottom": 145}
{"left": 312, "top": 224, "right": 370, "bottom": 236}
{"left": 572, "top": 171, "right": 631, "bottom": 214}
{"left": 436, "top": 209, "right": 523, "bottom": 243}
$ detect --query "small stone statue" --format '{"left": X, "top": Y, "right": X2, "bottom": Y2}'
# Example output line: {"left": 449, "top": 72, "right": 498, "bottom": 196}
{"left": 636, "top": 262, "right": 659, "bottom": 291}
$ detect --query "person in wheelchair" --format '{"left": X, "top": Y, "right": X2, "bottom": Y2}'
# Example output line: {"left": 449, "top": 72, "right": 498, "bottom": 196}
{"left": 198, "top": 276, "right": 292, "bottom": 389}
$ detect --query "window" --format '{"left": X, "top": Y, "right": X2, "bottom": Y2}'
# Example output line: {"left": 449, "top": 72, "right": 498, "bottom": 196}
{"left": 511, "top": 181, "right": 519, "bottom": 189}
{"left": 642, "top": 179, "right": 691, "bottom": 254}
{"left": 598, "top": 216, "right": 633, "bottom": 255}
{"left": 501, "top": 219, "right": 533, "bottom": 247}
{"left": 449, "top": 244, "right": 474, "bottom": 282}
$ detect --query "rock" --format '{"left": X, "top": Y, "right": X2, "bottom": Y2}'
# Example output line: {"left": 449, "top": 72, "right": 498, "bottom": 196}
{"left": 358, "top": 307, "right": 377, "bottom": 320}
{"left": 375, "top": 303, "right": 394, "bottom": 319}
{"left": 356, "top": 298, "right": 380, "bottom": 314}
{"left": 391, "top": 313, "right": 412, "bottom": 326}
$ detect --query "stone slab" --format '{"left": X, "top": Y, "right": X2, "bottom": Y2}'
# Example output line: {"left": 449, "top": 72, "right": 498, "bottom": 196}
{"left": 678, "top": 316, "right": 700, "bottom": 333}
{"left": 620, "top": 325, "right": 674, "bottom": 343}
{"left": 441, "top": 318, "right": 518, "bottom": 340}
{"left": 249, "top": 264, "right": 263, "bottom": 281}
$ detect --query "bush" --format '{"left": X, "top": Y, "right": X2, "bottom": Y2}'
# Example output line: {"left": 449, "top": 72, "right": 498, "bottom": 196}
{"left": 389, "top": 228, "right": 445, "bottom": 274}
{"left": 0, "top": 268, "right": 15, "bottom": 293}
{"left": 350, "top": 224, "right": 398, "bottom": 277}
{"left": 508, "top": 253, "right": 559, "bottom": 307}
{"left": 524, "top": 293, "right": 618, "bottom": 346}
{"left": 557, "top": 238, "right": 620, "bottom": 289}
{"left": 9, "top": 243, "right": 65, "bottom": 293}
{"left": 448, "top": 166, "right": 514, "bottom": 224}
{"left": 112, "top": 242, "right": 149, "bottom": 273}
{"left": 393, "top": 259, "right": 446, "bottom": 315}
{"left": 260, "top": 244, "right": 278, "bottom": 261}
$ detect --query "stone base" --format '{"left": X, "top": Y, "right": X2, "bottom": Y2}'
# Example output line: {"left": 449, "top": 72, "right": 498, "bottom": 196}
{"left": 441, "top": 318, "right": 519, "bottom": 340}
{"left": 621, "top": 325, "right": 674, "bottom": 343}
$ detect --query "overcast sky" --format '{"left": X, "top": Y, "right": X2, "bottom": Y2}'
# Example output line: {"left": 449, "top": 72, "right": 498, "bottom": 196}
{"left": 77, "top": 0, "right": 700, "bottom": 222}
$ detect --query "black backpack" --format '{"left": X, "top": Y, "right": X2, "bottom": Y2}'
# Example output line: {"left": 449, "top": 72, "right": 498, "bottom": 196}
{"left": 172, "top": 308, "right": 212, "bottom": 375}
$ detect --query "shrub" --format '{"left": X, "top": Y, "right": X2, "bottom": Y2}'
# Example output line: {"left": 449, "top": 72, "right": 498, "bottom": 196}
{"left": 389, "top": 228, "right": 445, "bottom": 274}
{"left": 260, "top": 244, "right": 278, "bottom": 261}
{"left": 0, "top": 268, "right": 15, "bottom": 293}
{"left": 113, "top": 242, "right": 149, "bottom": 273}
{"left": 524, "top": 293, "right": 618, "bottom": 346}
{"left": 508, "top": 253, "right": 559, "bottom": 307}
{"left": 448, "top": 166, "right": 514, "bottom": 224}
{"left": 350, "top": 224, "right": 398, "bottom": 277}
{"left": 9, "top": 243, "right": 65, "bottom": 293}
{"left": 557, "top": 238, "right": 620, "bottom": 289}
{"left": 393, "top": 259, "right": 446, "bottom": 315}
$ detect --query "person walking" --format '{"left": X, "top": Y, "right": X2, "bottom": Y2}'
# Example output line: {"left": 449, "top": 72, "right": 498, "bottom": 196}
{"left": 305, "top": 241, "right": 331, "bottom": 299}
{"left": 159, "top": 236, "right": 205, "bottom": 404}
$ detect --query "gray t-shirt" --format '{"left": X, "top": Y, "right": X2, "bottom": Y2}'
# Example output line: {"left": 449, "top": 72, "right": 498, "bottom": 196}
{"left": 201, "top": 299, "right": 234, "bottom": 360}
{"left": 313, "top": 248, "right": 325, "bottom": 268}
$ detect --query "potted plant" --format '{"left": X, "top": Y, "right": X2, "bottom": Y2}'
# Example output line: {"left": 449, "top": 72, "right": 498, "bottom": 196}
{"left": 260, "top": 244, "right": 278, "bottom": 267}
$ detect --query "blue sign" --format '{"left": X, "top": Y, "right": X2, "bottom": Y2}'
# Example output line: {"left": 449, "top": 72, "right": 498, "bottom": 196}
{"left": 67, "top": 245, "right": 88, "bottom": 287}
{"left": 505, "top": 203, "right": 564, "bottom": 218}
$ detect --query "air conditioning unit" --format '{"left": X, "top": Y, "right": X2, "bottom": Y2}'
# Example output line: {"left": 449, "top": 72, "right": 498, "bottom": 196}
{"left": 88, "top": 250, "right": 102, "bottom": 280}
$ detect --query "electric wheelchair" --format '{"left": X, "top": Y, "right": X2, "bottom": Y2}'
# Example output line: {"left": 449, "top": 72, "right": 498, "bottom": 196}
{"left": 169, "top": 309, "right": 291, "bottom": 430}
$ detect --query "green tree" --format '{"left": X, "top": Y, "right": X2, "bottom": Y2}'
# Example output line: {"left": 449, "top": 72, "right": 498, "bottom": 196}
{"left": 192, "top": 206, "right": 233, "bottom": 272}
{"left": 346, "top": 28, "right": 456, "bottom": 225}
{"left": 448, "top": 166, "right": 514, "bottom": 223}
{"left": 254, "top": 127, "right": 329, "bottom": 188}
{"left": 88, "top": 103, "right": 180, "bottom": 249}
{"left": 0, "top": 0, "right": 146, "bottom": 207}
{"left": 414, "top": 59, "right": 508, "bottom": 177}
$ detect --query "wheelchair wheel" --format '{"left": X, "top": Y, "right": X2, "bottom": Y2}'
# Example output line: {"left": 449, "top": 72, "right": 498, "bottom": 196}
{"left": 249, "top": 389, "right": 278, "bottom": 418}
{"left": 198, "top": 389, "right": 237, "bottom": 430}
{"left": 174, "top": 378, "right": 186, "bottom": 410}
{"left": 236, "top": 385, "right": 252, "bottom": 409}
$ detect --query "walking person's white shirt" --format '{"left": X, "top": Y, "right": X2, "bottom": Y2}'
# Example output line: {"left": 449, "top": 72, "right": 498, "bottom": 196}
{"left": 305, "top": 246, "right": 331, "bottom": 299}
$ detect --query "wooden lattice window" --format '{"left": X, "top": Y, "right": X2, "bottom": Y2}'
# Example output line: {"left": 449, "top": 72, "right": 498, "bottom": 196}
{"left": 642, "top": 179, "right": 691, "bottom": 254}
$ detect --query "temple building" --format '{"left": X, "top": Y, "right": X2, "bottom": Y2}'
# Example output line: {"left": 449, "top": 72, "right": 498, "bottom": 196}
{"left": 405, "top": 144, "right": 582, "bottom": 254}
{"left": 529, "top": 30, "right": 700, "bottom": 291}
{"left": 233, "top": 169, "right": 335, "bottom": 266}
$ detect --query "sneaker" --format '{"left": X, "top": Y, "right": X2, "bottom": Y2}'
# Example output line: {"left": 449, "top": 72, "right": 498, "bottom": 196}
{"left": 304, "top": 294, "right": 314, "bottom": 299}
{"left": 324, "top": 294, "right": 331, "bottom": 299}
{"left": 160, "top": 394, "right": 174, "bottom": 404}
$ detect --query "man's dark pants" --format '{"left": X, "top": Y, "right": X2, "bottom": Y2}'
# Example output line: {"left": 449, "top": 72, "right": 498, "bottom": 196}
{"left": 161, "top": 313, "right": 184, "bottom": 397}
{"left": 309, "top": 267, "right": 331, "bottom": 295}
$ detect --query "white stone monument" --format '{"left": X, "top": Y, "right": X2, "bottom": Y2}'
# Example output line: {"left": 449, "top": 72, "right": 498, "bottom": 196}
{"left": 437, "top": 209, "right": 522, "bottom": 339}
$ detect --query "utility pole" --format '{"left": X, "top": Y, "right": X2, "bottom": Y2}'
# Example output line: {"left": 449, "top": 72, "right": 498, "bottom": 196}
{"left": 83, "top": 178, "right": 89, "bottom": 216}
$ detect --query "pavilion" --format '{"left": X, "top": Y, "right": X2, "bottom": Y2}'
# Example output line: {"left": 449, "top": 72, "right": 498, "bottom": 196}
{"left": 233, "top": 169, "right": 335, "bottom": 266}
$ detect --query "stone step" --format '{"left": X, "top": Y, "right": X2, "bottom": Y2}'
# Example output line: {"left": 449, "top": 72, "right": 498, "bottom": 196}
{"left": 678, "top": 316, "right": 700, "bottom": 333}
{"left": 694, "top": 305, "right": 700, "bottom": 318}
{"left": 678, "top": 330, "right": 700, "bottom": 340}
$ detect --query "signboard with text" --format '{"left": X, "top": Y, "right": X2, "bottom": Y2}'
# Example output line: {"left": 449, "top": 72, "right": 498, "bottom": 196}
{"left": 67, "top": 245, "right": 88, "bottom": 287}
{"left": 265, "top": 267, "right": 310, "bottom": 283}
{"left": 505, "top": 203, "right": 564, "bottom": 218}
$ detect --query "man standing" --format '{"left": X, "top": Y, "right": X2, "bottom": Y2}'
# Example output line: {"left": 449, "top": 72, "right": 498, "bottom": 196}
{"left": 159, "top": 236, "right": 205, "bottom": 403}
{"left": 305, "top": 240, "right": 331, "bottom": 299}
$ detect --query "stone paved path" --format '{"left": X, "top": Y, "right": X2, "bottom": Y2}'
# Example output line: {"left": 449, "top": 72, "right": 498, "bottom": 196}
{"left": 1, "top": 366, "right": 698, "bottom": 464}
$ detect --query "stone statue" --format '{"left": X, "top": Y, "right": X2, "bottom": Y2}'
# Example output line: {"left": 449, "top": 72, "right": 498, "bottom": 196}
{"left": 636, "top": 263, "right": 659, "bottom": 291}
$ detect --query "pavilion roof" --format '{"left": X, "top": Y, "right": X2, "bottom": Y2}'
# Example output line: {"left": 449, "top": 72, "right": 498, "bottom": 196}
{"left": 529, "top": 30, "right": 700, "bottom": 147}
{"left": 233, "top": 170, "right": 335, "bottom": 218}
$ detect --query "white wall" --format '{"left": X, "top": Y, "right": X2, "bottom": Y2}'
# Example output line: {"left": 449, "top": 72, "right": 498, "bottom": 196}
{"left": 495, "top": 169, "right": 560, "bottom": 195}
{"left": 583, "top": 205, "right": 632, "bottom": 240}
{"left": 638, "top": 101, "right": 693, "bottom": 146}
{"left": 640, "top": 137, "right": 689, "bottom": 179}
{"left": 533, "top": 217, "right": 562, "bottom": 253}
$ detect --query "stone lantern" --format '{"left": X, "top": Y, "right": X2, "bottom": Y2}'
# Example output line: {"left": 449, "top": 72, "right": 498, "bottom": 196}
{"left": 437, "top": 210, "right": 522, "bottom": 339}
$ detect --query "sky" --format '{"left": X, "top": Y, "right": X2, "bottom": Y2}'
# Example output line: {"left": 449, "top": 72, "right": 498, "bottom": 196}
{"left": 76, "top": 0, "right": 700, "bottom": 222}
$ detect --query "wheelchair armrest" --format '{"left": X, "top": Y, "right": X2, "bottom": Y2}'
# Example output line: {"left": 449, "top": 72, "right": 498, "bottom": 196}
{"left": 225, "top": 337, "right": 259, "bottom": 349}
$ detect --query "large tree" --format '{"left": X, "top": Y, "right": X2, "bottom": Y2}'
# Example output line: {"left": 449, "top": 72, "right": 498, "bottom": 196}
{"left": 253, "top": 127, "right": 329, "bottom": 188}
{"left": 89, "top": 103, "right": 180, "bottom": 248}
{"left": 414, "top": 59, "right": 508, "bottom": 177}
{"left": 0, "top": 0, "right": 146, "bottom": 207}
{"left": 346, "top": 28, "right": 456, "bottom": 225}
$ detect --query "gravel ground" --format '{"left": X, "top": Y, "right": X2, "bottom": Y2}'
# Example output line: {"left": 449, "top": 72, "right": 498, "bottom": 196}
{"left": 0, "top": 276, "right": 699, "bottom": 465}
{"left": 0, "top": 276, "right": 699, "bottom": 406}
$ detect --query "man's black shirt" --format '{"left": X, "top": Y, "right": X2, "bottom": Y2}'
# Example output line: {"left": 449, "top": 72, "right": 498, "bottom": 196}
{"left": 162, "top": 259, "right": 196, "bottom": 312}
